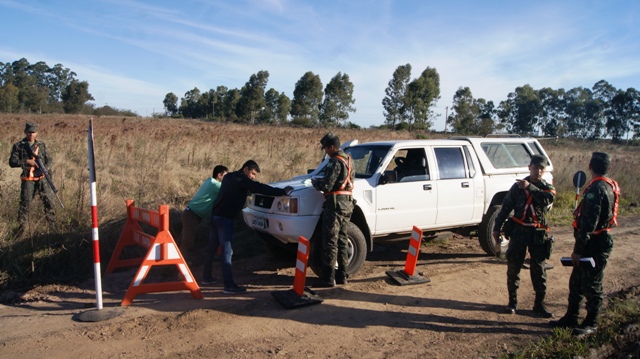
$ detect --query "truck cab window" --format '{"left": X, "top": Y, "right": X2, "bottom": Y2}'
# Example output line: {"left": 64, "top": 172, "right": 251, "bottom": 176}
{"left": 434, "top": 147, "right": 467, "bottom": 179}
{"left": 384, "top": 148, "right": 429, "bottom": 182}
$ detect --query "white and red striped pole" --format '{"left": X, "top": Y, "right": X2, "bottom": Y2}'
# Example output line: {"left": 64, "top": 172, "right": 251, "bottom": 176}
{"left": 88, "top": 118, "right": 103, "bottom": 310}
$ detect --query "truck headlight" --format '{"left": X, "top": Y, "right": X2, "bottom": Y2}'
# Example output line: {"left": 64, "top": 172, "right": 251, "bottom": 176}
{"left": 275, "top": 197, "right": 298, "bottom": 214}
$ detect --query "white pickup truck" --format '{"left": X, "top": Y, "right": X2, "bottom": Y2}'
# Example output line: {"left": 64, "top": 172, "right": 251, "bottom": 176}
{"left": 242, "top": 136, "right": 554, "bottom": 276}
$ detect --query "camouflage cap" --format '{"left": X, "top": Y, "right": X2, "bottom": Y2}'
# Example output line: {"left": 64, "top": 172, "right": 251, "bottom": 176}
{"left": 24, "top": 122, "right": 38, "bottom": 133}
{"left": 590, "top": 152, "right": 611, "bottom": 174}
{"left": 530, "top": 154, "right": 548, "bottom": 168}
{"left": 320, "top": 131, "right": 340, "bottom": 150}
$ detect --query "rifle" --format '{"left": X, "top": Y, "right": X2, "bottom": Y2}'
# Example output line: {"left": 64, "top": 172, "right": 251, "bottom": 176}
{"left": 24, "top": 143, "right": 64, "bottom": 208}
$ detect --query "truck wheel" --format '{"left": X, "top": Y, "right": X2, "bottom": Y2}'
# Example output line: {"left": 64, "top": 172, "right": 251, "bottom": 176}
{"left": 309, "top": 222, "right": 367, "bottom": 278}
{"left": 479, "top": 205, "right": 501, "bottom": 256}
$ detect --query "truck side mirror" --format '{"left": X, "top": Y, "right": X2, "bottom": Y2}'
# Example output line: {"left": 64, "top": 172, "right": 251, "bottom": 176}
{"left": 379, "top": 170, "right": 398, "bottom": 185}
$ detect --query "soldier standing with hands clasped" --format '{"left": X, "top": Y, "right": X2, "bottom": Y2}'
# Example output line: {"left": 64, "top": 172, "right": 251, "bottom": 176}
{"left": 551, "top": 152, "right": 619, "bottom": 336}
{"left": 312, "top": 132, "right": 355, "bottom": 288}
{"left": 493, "top": 155, "right": 556, "bottom": 317}
{"left": 9, "top": 122, "right": 56, "bottom": 234}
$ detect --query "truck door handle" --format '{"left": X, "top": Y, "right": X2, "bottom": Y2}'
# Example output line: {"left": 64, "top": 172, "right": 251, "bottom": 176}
{"left": 461, "top": 182, "right": 469, "bottom": 188}
{"left": 423, "top": 184, "right": 432, "bottom": 191}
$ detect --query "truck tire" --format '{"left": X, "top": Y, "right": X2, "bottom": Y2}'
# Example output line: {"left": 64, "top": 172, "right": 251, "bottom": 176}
{"left": 479, "top": 205, "right": 501, "bottom": 256}
{"left": 309, "top": 222, "right": 367, "bottom": 278}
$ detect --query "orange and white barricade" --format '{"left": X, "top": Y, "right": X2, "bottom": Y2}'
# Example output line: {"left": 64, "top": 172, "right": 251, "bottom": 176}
{"left": 272, "top": 236, "right": 323, "bottom": 309}
{"left": 386, "top": 226, "right": 431, "bottom": 286}
{"left": 105, "top": 199, "right": 203, "bottom": 305}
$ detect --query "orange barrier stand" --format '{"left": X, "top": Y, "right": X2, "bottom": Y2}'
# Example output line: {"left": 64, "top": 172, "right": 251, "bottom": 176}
{"left": 272, "top": 236, "right": 323, "bottom": 309}
{"left": 386, "top": 226, "right": 431, "bottom": 286}
{"left": 105, "top": 199, "right": 203, "bottom": 306}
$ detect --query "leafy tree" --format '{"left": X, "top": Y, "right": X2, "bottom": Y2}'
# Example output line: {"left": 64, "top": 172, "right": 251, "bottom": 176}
{"left": 198, "top": 89, "right": 215, "bottom": 119}
{"left": 62, "top": 80, "right": 94, "bottom": 113}
{"left": 405, "top": 67, "right": 440, "bottom": 131}
{"left": 163, "top": 92, "right": 178, "bottom": 116}
{"left": 236, "top": 70, "right": 269, "bottom": 124}
{"left": 498, "top": 84, "right": 540, "bottom": 135}
{"left": 319, "top": 72, "right": 356, "bottom": 126}
{"left": 607, "top": 88, "right": 639, "bottom": 143}
{"left": 48, "top": 63, "right": 76, "bottom": 102}
{"left": 275, "top": 92, "right": 291, "bottom": 125}
{"left": 537, "top": 87, "right": 565, "bottom": 137}
{"left": 382, "top": 64, "right": 411, "bottom": 129}
{"left": 448, "top": 87, "right": 477, "bottom": 134}
{"left": 212, "top": 86, "right": 229, "bottom": 121}
{"left": 0, "top": 83, "right": 19, "bottom": 112}
{"left": 290, "top": 71, "right": 323, "bottom": 126}
{"left": 564, "top": 87, "right": 602, "bottom": 139}
{"left": 261, "top": 88, "right": 290, "bottom": 124}
{"left": 179, "top": 87, "right": 202, "bottom": 118}
{"left": 223, "top": 88, "right": 241, "bottom": 122}
{"left": 475, "top": 98, "right": 497, "bottom": 136}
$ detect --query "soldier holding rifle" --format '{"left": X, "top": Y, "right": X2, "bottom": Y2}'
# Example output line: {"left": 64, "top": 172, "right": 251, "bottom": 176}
{"left": 9, "top": 122, "right": 58, "bottom": 233}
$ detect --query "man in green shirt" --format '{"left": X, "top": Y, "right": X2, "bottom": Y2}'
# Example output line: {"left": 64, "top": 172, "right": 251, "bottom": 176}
{"left": 178, "top": 165, "right": 228, "bottom": 264}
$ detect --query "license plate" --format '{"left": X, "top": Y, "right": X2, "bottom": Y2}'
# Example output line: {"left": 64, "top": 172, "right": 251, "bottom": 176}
{"left": 252, "top": 216, "right": 267, "bottom": 229}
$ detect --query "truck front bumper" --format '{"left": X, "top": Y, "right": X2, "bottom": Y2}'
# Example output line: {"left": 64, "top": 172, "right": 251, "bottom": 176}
{"left": 242, "top": 208, "right": 318, "bottom": 244}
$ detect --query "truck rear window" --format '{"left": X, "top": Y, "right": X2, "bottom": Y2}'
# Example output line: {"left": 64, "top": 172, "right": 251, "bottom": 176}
{"left": 481, "top": 143, "right": 532, "bottom": 168}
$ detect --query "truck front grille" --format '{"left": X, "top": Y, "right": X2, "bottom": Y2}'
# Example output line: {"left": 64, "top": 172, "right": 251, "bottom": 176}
{"left": 254, "top": 194, "right": 274, "bottom": 209}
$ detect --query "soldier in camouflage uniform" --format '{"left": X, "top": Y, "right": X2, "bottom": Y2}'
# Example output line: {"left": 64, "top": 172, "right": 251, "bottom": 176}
{"left": 312, "top": 132, "right": 355, "bottom": 287}
{"left": 551, "top": 152, "right": 618, "bottom": 336}
{"left": 8, "top": 122, "right": 56, "bottom": 231}
{"left": 493, "top": 155, "right": 556, "bottom": 317}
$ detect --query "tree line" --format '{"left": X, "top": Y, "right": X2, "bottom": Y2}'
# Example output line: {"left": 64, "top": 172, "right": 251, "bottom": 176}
{"left": 446, "top": 81, "right": 640, "bottom": 142}
{"left": 4, "top": 57, "right": 636, "bottom": 141}
{"left": 0, "top": 58, "right": 135, "bottom": 117}
{"left": 163, "top": 70, "right": 358, "bottom": 127}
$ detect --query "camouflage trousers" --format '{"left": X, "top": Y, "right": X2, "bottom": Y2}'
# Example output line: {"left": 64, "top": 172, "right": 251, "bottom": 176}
{"left": 566, "top": 233, "right": 613, "bottom": 321}
{"left": 506, "top": 226, "right": 548, "bottom": 298}
{"left": 19, "top": 179, "right": 56, "bottom": 225}
{"left": 320, "top": 196, "right": 354, "bottom": 279}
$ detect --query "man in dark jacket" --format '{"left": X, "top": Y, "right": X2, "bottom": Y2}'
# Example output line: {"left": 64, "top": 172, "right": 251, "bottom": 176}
{"left": 8, "top": 122, "right": 56, "bottom": 233}
{"left": 551, "top": 152, "right": 618, "bottom": 336}
{"left": 312, "top": 132, "right": 355, "bottom": 287}
{"left": 203, "top": 159, "right": 292, "bottom": 294}
{"left": 493, "top": 155, "right": 556, "bottom": 317}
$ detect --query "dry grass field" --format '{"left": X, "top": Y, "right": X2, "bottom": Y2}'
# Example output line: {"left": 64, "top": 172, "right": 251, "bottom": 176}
{"left": 0, "top": 113, "right": 638, "bottom": 288}
{"left": 1, "top": 114, "right": 640, "bottom": 358}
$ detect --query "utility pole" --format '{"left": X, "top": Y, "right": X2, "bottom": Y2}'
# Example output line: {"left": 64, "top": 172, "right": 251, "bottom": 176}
{"left": 444, "top": 106, "right": 448, "bottom": 133}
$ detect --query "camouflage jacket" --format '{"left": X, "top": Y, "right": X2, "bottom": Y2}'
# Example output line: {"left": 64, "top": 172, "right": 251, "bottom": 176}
{"left": 9, "top": 138, "right": 52, "bottom": 179}
{"left": 314, "top": 150, "right": 354, "bottom": 199}
{"left": 494, "top": 176, "right": 555, "bottom": 231}
{"left": 573, "top": 177, "right": 617, "bottom": 255}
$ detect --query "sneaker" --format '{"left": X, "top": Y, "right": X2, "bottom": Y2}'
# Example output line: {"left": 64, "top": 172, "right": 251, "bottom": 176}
{"left": 201, "top": 277, "right": 218, "bottom": 285}
{"left": 223, "top": 285, "right": 247, "bottom": 294}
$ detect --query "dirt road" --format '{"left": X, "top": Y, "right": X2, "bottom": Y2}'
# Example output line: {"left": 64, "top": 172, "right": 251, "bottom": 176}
{"left": 1, "top": 215, "right": 639, "bottom": 358}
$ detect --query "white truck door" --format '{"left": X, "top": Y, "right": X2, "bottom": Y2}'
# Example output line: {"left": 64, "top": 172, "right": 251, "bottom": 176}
{"left": 375, "top": 148, "right": 437, "bottom": 233}
{"left": 433, "top": 146, "right": 478, "bottom": 225}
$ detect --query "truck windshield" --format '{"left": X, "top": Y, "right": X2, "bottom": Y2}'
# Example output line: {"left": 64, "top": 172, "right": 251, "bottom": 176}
{"left": 344, "top": 145, "right": 392, "bottom": 178}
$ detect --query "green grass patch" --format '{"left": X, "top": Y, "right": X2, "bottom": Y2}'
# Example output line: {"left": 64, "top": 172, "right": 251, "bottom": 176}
{"left": 502, "top": 286, "right": 640, "bottom": 358}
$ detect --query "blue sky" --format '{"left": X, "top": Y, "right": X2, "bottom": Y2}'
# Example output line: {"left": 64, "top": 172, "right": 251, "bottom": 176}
{"left": 1, "top": 0, "right": 639, "bottom": 130}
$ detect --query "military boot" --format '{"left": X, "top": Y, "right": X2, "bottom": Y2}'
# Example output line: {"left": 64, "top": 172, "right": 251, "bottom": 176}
{"left": 313, "top": 266, "right": 336, "bottom": 288}
{"left": 533, "top": 293, "right": 554, "bottom": 318}
{"left": 549, "top": 302, "right": 580, "bottom": 328}
{"left": 505, "top": 292, "right": 517, "bottom": 314}
{"left": 573, "top": 313, "right": 598, "bottom": 336}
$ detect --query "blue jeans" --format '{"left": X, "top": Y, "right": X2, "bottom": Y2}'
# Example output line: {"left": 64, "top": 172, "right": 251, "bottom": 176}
{"left": 203, "top": 215, "right": 235, "bottom": 287}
